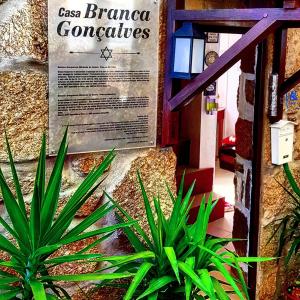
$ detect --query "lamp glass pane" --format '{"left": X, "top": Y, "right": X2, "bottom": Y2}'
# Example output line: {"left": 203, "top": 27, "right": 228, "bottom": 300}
{"left": 173, "top": 38, "right": 191, "bottom": 73}
{"left": 191, "top": 39, "right": 204, "bottom": 74}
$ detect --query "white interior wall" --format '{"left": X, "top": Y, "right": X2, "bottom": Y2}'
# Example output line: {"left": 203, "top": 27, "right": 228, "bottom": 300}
{"left": 218, "top": 34, "right": 241, "bottom": 138}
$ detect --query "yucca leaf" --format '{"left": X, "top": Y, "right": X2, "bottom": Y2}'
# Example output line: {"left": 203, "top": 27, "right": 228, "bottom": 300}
{"left": 30, "top": 134, "right": 47, "bottom": 250}
{"left": 168, "top": 174, "right": 186, "bottom": 237}
{"left": 0, "top": 289, "right": 21, "bottom": 300}
{"left": 286, "top": 237, "right": 300, "bottom": 264}
{"left": 38, "top": 221, "right": 127, "bottom": 258}
{"left": 0, "top": 277, "right": 19, "bottom": 285}
{"left": 136, "top": 276, "right": 176, "bottom": 300}
{"left": 101, "top": 251, "right": 155, "bottom": 264}
{"left": 45, "top": 182, "right": 104, "bottom": 244}
{"left": 164, "top": 247, "right": 180, "bottom": 284}
{"left": 166, "top": 183, "right": 195, "bottom": 247}
{"left": 283, "top": 163, "right": 300, "bottom": 197}
{"left": 30, "top": 279, "right": 47, "bottom": 300}
{"left": 124, "top": 262, "right": 153, "bottom": 300}
{"left": 198, "top": 269, "right": 216, "bottom": 300}
{"left": 190, "top": 195, "right": 206, "bottom": 245}
{"left": 178, "top": 261, "right": 208, "bottom": 294}
{"left": 153, "top": 196, "right": 168, "bottom": 234}
{"left": 210, "top": 257, "right": 244, "bottom": 299}
{"left": 212, "top": 277, "right": 230, "bottom": 300}
{"left": 180, "top": 181, "right": 195, "bottom": 217}
{"left": 0, "top": 216, "right": 29, "bottom": 255}
{"left": 5, "top": 132, "right": 26, "bottom": 219}
{"left": 232, "top": 256, "right": 249, "bottom": 300}
{"left": 57, "top": 221, "right": 137, "bottom": 248}
{"left": 34, "top": 244, "right": 63, "bottom": 258}
{"left": 41, "top": 129, "right": 68, "bottom": 235}
{"left": 57, "top": 150, "right": 115, "bottom": 219}
{"left": 0, "top": 168, "right": 30, "bottom": 248}
{"left": 77, "top": 232, "right": 114, "bottom": 254}
{"left": 166, "top": 183, "right": 176, "bottom": 204}
{"left": 230, "top": 257, "right": 275, "bottom": 263}
{"left": 0, "top": 234, "right": 23, "bottom": 260}
{"left": 63, "top": 202, "right": 113, "bottom": 239}
{"left": 45, "top": 150, "right": 115, "bottom": 244}
{"left": 198, "top": 246, "right": 236, "bottom": 269}
{"left": 115, "top": 213, "right": 147, "bottom": 252}
{"left": 106, "top": 192, "right": 152, "bottom": 249}
{"left": 137, "top": 172, "right": 159, "bottom": 251}
{"left": 41, "top": 272, "right": 133, "bottom": 282}
{"left": 184, "top": 257, "right": 195, "bottom": 300}
{"left": 44, "top": 254, "right": 103, "bottom": 265}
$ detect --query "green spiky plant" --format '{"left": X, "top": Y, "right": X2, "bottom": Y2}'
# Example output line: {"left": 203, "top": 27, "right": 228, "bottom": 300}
{"left": 100, "top": 174, "right": 273, "bottom": 300}
{"left": 273, "top": 163, "right": 300, "bottom": 265}
{"left": 0, "top": 131, "right": 134, "bottom": 300}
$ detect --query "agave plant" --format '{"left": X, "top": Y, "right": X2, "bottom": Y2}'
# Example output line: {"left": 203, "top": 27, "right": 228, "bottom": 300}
{"left": 273, "top": 163, "right": 300, "bottom": 265}
{"left": 101, "top": 174, "right": 272, "bottom": 300}
{"left": 0, "top": 131, "right": 134, "bottom": 300}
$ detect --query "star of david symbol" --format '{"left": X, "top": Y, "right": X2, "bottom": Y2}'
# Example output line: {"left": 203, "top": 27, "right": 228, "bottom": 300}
{"left": 100, "top": 47, "right": 113, "bottom": 61}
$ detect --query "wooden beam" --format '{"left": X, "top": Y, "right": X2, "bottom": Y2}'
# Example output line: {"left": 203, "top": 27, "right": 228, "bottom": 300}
{"left": 173, "top": 8, "right": 300, "bottom": 22}
{"left": 168, "top": 17, "right": 281, "bottom": 111}
{"left": 279, "top": 69, "right": 300, "bottom": 96}
{"left": 162, "top": 0, "right": 178, "bottom": 146}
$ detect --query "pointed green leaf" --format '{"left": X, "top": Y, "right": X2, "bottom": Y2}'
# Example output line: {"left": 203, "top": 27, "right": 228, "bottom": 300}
{"left": 212, "top": 277, "right": 230, "bottom": 300}
{"left": 124, "top": 262, "right": 153, "bottom": 300}
{"left": 198, "top": 269, "right": 216, "bottom": 300}
{"left": 30, "top": 279, "right": 47, "bottom": 300}
{"left": 0, "top": 168, "right": 30, "bottom": 248}
{"left": 164, "top": 247, "right": 180, "bottom": 284}
{"left": 5, "top": 132, "right": 26, "bottom": 218}
{"left": 137, "top": 172, "right": 159, "bottom": 250}
{"left": 106, "top": 192, "right": 152, "bottom": 249}
{"left": 184, "top": 257, "right": 195, "bottom": 300}
{"left": 30, "top": 134, "right": 47, "bottom": 249}
{"left": 41, "top": 272, "right": 133, "bottom": 282}
{"left": 178, "top": 261, "right": 208, "bottom": 294}
{"left": 210, "top": 257, "right": 245, "bottom": 299}
{"left": 136, "top": 276, "right": 176, "bottom": 300}
{"left": 41, "top": 129, "right": 68, "bottom": 235}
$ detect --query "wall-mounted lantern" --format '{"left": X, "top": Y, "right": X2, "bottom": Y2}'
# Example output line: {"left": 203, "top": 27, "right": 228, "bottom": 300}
{"left": 171, "top": 22, "right": 206, "bottom": 79}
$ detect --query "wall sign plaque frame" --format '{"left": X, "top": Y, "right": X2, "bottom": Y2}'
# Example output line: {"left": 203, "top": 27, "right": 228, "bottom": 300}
{"left": 48, "top": 0, "right": 160, "bottom": 155}
{"left": 206, "top": 32, "right": 219, "bottom": 43}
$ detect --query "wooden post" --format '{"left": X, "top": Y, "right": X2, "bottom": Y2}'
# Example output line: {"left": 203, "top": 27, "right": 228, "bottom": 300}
{"left": 284, "top": 0, "right": 300, "bottom": 8}
{"left": 162, "top": 0, "right": 179, "bottom": 146}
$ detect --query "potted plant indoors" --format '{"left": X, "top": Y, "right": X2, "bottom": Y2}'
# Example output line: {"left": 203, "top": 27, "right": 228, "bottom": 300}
{"left": 273, "top": 163, "right": 300, "bottom": 300}
{"left": 0, "top": 131, "right": 133, "bottom": 299}
{"left": 98, "top": 174, "right": 273, "bottom": 300}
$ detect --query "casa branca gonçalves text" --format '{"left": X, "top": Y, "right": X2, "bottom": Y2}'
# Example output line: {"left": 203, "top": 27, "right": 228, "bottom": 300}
{"left": 56, "top": 4, "right": 152, "bottom": 42}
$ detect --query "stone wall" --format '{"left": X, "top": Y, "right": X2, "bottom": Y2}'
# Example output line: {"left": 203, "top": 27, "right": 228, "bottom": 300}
{"left": 256, "top": 29, "right": 300, "bottom": 299}
{"left": 0, "top": 0, "right": 177, "bottom": 297}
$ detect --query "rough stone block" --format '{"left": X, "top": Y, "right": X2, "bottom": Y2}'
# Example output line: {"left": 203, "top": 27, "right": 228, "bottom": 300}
{"left": 235, "top": 118, "right": 253, "bottom": 160}
{"left": 0, "top": 70, "right": 48, "bottom": 161}
{"left": 0, "top": 0, "right": 47, "bottom": 61}
{"left": 112, "top": 148, "right": 177, "bottom": 235}
{"left": 286, "top": 29, "right": 300, "bottom": 77}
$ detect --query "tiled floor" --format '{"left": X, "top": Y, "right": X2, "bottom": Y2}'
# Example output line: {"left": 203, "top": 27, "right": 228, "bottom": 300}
{"left": 214, "top": 163, "right": 235, "bottom": 205}
{"left": 207, "top": 211, "right": 235, "bottom": 252}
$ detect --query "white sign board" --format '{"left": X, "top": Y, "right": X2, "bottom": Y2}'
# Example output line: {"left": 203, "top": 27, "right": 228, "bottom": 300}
{"left": 48, "top": 0, "right": 160, "bottom": 154}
